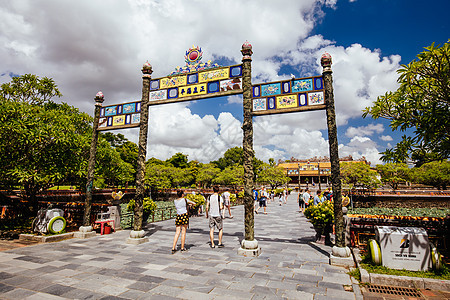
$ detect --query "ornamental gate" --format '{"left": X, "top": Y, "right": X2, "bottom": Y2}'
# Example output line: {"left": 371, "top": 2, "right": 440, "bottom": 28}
{"left": 84, "top": 42, "right": 345, "bottom": 252}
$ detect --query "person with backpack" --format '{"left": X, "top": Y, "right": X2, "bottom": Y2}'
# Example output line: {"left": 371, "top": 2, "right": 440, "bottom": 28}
{"left": 206, "top": 186, "right": 224, "bottom": 248}
{"left": 255, "top": 186, "right": 268, "bottom": 214}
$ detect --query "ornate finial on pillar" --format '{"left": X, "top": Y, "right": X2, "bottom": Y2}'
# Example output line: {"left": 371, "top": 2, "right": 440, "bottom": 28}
{"left": 94, "top": 91, "right": 104, "bottom": 106}
{"left": 321, "top": 52, "right": 332, "bottom": 73}
{"left": 241, "top": 41, "right": 253, "bottom": 61}
{"left": 142, "top": 61, "right": 153, "bottom": 77}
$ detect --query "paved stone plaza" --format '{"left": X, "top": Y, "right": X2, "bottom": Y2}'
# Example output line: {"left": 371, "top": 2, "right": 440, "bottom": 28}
{"left": 0, "top": 193, "right": 361, "bottom": 299}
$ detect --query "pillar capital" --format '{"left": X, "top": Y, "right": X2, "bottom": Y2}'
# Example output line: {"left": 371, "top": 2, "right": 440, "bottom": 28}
{"left": 241, "top": 41, "right": 253, "bottom": 61}
{"left": 321, "top": 52, "right": 332, "bottom": 73}
{"left": 142, "top": 61, "right": 153, "bottom": 77}
{"left": 94, "top": 91, "right": 104, "bottom": 106}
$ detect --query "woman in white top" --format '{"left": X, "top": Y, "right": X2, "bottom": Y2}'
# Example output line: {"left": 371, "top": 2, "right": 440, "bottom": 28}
{"left": 172, "top": 190, "right": 195, "bottom": 254}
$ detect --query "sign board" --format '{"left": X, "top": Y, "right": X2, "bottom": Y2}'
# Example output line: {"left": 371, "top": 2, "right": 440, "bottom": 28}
{"left": 376, "top": 226, "right": 431, "bottom": 271}
{"left": 251, "top": 76, "right": 325, "bottom": 116}
{"left": 148, "top": 64, "right": 243, "bottom": 105}
{"left": 98, "top": 101, "right": 141, "bottom": 131}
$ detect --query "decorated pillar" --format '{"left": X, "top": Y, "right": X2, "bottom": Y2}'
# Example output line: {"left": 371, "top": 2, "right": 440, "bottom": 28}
{"left": 238, "top": 41, "right": 261, "bottom": 256}
{"left": 83, "top": 91, "right": 104, "bottom": 228}
{"left": 127, "top": 62, "right": 152, "bottom": 243}
{"left": 322, "top": 53, "right": 350, "bottom": 258}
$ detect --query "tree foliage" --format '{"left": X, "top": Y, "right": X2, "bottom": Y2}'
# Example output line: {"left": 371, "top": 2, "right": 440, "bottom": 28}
{"left": 196, "top": 163, "right": 221, "bottom": 188}
{"left": 0, "top": 75, "right": 91, "bottom": 205}
{"left": 212, "top": 147, "right": 243, "bottom": 170}
{"left": 256, "top": 163, "right": 291, "bottom": 189}
{"left": 411, "top": 160, "right": 450, "bottom": 190}
{"left": 363, "top": 41, "right": 450, "bottom": 164}
{"left": 340, "top": 162, "right": 379, "bottom": 190}
{"left": 376, "top": 163, "right": 410, "bottom": 190}
{"left": 213, "top": 165, "right": 244, "bottom": 189}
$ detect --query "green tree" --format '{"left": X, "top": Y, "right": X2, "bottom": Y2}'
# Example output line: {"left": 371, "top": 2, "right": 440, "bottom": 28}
{"left": 340, "top": 162, "right": 379, "bottom": 190}
{"left": 411, "top": 160, "right": 450, "bottom": 190}
{"left": 376, "top": 163, "right": 410, "bottom": 190}
{"left": 102, "top": 132, "right": 128, "bottom": 148}
{"left": 196, "top": 163, "right": 221, "bottom": 188}
{"left": 0, "top": 75, "right": 92, "bottom": 208}
{"left": 166, "top": 152, "right": 189, "bottom": 169}
{"left": 213, "top": 165, "right": 244, "bottom": 190}
{"left": 212, "top": 147, "right": 243, "bottom": 170}
{"left": 256, "top": 163, "right": 291, "bottom": 189}
{"left": 144, "top": 160, "right": 172, "bottom": 189}
{"left": 363, "top": 41, "right": 450, "bottom": 164}
{"left": 95, "top": 137, "right": 134, "bottom": 188}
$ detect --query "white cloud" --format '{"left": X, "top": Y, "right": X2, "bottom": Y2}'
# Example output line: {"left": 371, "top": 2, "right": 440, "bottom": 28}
{"left": 380, "top": 135, "right": 393, "bottom": 141}
{"left": 345, "top": 123, "right": 384, "bottom": 138}
{"left": 339, "top": 136, "right": 382, "bottom": 165}
{"left": 0, "top": 0, "right": 401, "bottom": 165}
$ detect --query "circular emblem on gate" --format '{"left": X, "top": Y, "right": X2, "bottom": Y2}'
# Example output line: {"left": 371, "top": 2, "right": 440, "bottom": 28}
{"left": 185, "top": 45, "right": 203, "bottom": 65}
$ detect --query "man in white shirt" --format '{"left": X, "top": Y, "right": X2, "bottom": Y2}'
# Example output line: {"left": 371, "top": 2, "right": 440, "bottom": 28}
{"left": 221, "top": 188, "right": 233, "bottom": 219}
{"left": 206, "top": 186, "right": 224, "bottom": 248}
{"left": 302, "top": 189, "right": 311, "bottom": 207}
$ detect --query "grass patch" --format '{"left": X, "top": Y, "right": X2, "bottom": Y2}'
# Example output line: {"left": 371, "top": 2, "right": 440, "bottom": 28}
{"left": 360, "top": 253, "right": 450, "bottom": 280}
{"left": 348, "top": 268, "right": 361, "bottom": 282}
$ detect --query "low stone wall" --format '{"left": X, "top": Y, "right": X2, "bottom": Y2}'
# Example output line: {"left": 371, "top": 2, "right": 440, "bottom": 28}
{"left": 352, "top": 194, "right": 450, "bottom": 209}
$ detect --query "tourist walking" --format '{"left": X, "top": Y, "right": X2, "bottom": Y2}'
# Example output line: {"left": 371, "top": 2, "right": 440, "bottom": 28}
{"left": 172, "top": 190, "right": 196, "bottom": 254}
{"left": 313, "top": 190, "right": 323, "bottom": 205}
{"left": 221, "top": 188, "right": 233, "bottom": 219}
{"left": 255, "top": 186, "right": 268, "bottom": 214}
{"left": 297, "top": 189, "right": 305, "bottom": 212}
{"left": 283, "top": 188, "right": 288, "bottom": 204}
{"left": 206, "top": 186, "right": 224, "bottom": 248}
{"left": 302, "top": 189, "right": 311, "bottom": 208}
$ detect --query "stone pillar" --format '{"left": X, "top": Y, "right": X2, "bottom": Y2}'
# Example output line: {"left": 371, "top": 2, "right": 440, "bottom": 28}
{"left": 127, "top": 62, "right": 152, "bottom": 244}
{"left": 321, "top": 53, "right": 352, "bottom": 261}
{"left": 79, "top": 92, "right": 104, "bottom": 237}
{"left": 238, "top": 41, "right": 261, "bottom": 257}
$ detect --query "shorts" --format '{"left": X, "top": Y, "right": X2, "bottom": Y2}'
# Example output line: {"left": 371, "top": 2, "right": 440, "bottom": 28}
{"left": 259, "top": 198, "right": 267, "bottom": 207}
{"left": 209, "top": 216, "right": 223, "bottom": 230}
{"left": 223, "top": 199, "right": 230, "bottom": 206}
{"left": 175, "top": 213, "right": 189, "bottom": 226}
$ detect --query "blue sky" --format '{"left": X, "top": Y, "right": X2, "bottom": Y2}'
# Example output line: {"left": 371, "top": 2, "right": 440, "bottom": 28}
{"left": 0, "top": 0, "right": 448, "bottom": 165}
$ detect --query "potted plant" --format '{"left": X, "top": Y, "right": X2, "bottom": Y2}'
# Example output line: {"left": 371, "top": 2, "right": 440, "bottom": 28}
{"left": 185, "top": 194, "right": 206, "bottom": 216}
{"left": 304, "top": 200, "right": 334, "bottom": 245}
{"left": 127, "top": 197, "right": 157, "bottom": 224}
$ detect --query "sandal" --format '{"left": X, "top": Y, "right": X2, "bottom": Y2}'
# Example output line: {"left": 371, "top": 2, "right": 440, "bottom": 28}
{"left": 217, "top": 244, "right": 224, "bottom": 248}
{"left": 171, "top": 249, "right": 176, "bottom": 254}
{"left": 210, "top": 243, "right": 215, "bottom": 248}
{"left": 181, "top": 248, "right": 188, "bottom": 252}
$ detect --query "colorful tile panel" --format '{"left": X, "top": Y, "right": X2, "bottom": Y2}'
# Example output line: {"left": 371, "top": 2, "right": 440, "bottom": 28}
{"left": 252, "top": 98, "right": 266, "bottom": 111}
{"left": 308, "top": 91, "right": 324, "bottom": 105}
{"left": 292, "top": 79, "right": 313, "bottom": 92}
{"left": 199, "top": 67, "right": 230, "bottom": 83}
{"left": 276, "top": 95, "right": 297, "bottom": 109}
{"left": 179, "top": 83, "right": 207, "bottom": 98}
{"left": 160, "top": 75, "right": 187, "bottom": 89}
{"left": 220, "top": 78, "right": 242, "bottom": 92}
{"left": 251, "top": 76, "right": 325, "bottom": 113}
{"left": 149, "top": 90, "right": 167, "bottom": 101}
{"left": 261, "top": 83, "right": 281, "bottom": 97}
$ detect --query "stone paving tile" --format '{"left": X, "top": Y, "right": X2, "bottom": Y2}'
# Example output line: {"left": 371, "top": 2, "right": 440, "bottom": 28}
{"left": 117, "top": 288, "right": 147, "bottom": 299}
{"left": 40, "top": 283, "right": 75, "bottom": 296}
{"left": 0, "top": 192, "right": 361, "bottom": 299}
{"left": 23, "top": 292, "right": 68, "bottom": 299}
{"left": 60, "top": 287, "right": 107, "bottom": 299}
{"left": 0, "top": 287, "right": 36, "bottom": 299}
